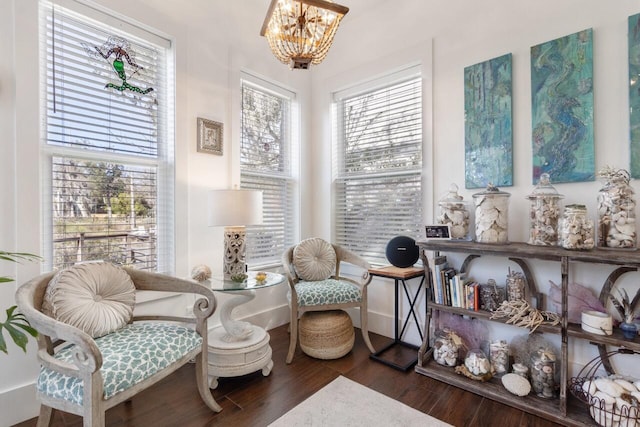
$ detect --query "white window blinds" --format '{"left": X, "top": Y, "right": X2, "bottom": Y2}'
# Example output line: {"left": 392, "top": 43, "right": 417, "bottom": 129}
{"left": 240, "top": 78, "right": 298, "bottom": 267}
{"left": 333, "top": 71, "right": 423, "bottom": 265}
{"left": 41, "top": 1, "right": 174, "bottom": 273}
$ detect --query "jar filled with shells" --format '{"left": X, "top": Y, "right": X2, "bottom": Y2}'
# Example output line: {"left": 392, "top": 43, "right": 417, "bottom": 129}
{"left": 480, "top": 279, "right": 504, "bottom": 311}
{"left": 560, "top": 204, "right": 595, "bottom": 250}
{"left": 433, "top": 329, "right": 462, "bottom": 367}
{"left": 490, "top": 339, "right": 510, "bottom": 376}
{"left": 437, "top": 183, "right": 471, "bottom": 240}
{"left": 597, "top": 166, "right": 636, "bottom": 249}
{"left": 527, "top": 173, "right": 563, "bottom": 246}
{"left": 464, "top": 349, "right": 492, "bottom": 377}
{"left": 506, "top": 269, "right": 527, "bottom": 302}
{"left": 472, "top": 184, "right": 510, "bottom": 243}
{"left": 530, "top": 347, "right": 557, "bottom": 398}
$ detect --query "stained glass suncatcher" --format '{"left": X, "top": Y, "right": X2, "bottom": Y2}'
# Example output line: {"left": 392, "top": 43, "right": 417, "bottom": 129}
{"left": 531, "top": 29, "right": 594, "bottom": 184}
{"left": 464, "top": 53, "right": 513, "bottom": 189}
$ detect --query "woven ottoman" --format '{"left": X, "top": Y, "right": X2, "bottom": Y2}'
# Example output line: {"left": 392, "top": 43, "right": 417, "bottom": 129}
{"left": 299, "top": 310, "right": 355, "bottom": 359}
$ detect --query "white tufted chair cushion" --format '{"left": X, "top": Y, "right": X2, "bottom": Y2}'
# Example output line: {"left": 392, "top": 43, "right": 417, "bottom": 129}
{"left": 43, "top": 262, "right": 136, "bottom": 338}
{"left": 293, "top": 238, "right": 337, "bottom": 281}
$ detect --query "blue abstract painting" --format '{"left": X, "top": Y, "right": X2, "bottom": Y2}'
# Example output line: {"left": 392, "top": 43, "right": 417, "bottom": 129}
{"left": 464, "top": 53, "right": 513, "bottom": 189}
{"left": 531, "top": 29, "right": 594, "bottom": 184}
{"left": 630, "top": 14, "right": 640, "bottom": 178}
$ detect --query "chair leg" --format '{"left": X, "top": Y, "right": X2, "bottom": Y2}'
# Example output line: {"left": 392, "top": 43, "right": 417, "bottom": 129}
{"left": 36, "top": 405, "right": 53, "bottom": 427}
{"left": 286, "top": 313, "right": 298, "bottom": 364}
{"left": 195, "top": 352, "right": 223, "bottom": 412}
{"left": 360, "top": 307, "right": 376, "bottom": 353}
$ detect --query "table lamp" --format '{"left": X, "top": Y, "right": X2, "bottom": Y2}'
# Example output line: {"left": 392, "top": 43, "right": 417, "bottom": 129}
{"left": 208, "top": 189, "right": 263, "bottom": 280}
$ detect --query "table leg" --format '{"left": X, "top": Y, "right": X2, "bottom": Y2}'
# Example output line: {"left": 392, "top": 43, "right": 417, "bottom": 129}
{"left": 219, "top": 290, "right": 255, "bottom": 342}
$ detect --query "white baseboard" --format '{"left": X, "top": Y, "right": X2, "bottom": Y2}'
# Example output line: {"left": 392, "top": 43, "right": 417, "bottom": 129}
{"left": 0, "top": 382, "right": 38, "bottom": 427}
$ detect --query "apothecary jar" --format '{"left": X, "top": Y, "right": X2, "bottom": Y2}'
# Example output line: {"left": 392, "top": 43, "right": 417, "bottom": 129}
{"left": 527, "top": 173, "right": 563, "bottom": 246}
{"left": 596, "top": 166, "right": 636, "bottom": 249}
{"left": 472, "top": 184, "right": 510, "bottom": 243}
{"left": 437, "top": 183, "right": 471, "bottom": 240}
{"left": 560, "top": 204, "right": 594, "bottom": 250}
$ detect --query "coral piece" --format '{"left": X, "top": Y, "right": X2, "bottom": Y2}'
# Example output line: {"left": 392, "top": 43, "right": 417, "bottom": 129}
{"left": 549, "top": 281, "right": 606, "bottom": 324}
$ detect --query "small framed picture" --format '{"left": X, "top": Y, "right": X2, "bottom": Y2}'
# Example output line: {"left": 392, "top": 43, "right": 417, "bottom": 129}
{"left": 425, "top": 224, "right": 451, "bottom": 240}
{"left": 197, "top": 118, "right": 223, "bottom": 155}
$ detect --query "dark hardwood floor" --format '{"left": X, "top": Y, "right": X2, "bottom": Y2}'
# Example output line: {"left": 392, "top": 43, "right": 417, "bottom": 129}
{"left": 14, "top": 324, "right": 565, "bottom": 427}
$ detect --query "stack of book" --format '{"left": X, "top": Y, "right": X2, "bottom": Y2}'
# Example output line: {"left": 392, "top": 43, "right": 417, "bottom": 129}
{"left": 426, "top": 255, "right": 480, "bottom": 310}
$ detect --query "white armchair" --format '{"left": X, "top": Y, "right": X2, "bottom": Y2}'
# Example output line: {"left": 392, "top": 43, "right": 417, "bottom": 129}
{"left": 15, "top": 262, "right": 221, "bottom": 427}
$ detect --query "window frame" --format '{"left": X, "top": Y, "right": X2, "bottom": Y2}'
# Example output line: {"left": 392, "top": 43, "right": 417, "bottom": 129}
{"left": 39, "top": 0, "right": 175, "bottom": 273}
{"left": 239, "top": 73, "right": 300, "bottom": 269}
{"left": 332, "top": 66, "right": 424, "bottom": 265}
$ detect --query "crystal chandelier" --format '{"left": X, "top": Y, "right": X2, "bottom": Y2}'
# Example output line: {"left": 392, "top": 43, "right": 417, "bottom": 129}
{"left": 260, "top": 0, "right": 349, "bottom": 70}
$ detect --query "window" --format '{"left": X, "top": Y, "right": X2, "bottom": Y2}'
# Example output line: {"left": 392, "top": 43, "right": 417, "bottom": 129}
{"left": 333, "top": 68, "right": 423, "bottom": 265}
{"left": 240, "top": 76, "right": 298, "bottom": 267}
{"left": 41, "top": 2, "right": 174, "bottom": 272}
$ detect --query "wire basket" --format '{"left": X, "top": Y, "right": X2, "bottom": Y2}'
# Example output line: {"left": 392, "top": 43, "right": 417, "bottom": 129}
{"left": 569, "top": 349, "right": 640, "bottom": 427}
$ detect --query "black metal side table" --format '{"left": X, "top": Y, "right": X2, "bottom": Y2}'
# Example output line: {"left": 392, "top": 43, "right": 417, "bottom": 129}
{"left": 368, "top": 265, "right": 425, "bottom": 371}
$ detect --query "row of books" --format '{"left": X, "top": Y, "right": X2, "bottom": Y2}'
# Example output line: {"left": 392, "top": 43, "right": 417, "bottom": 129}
{"left": 426, "top": 255, "right": 481, "bottom": 310}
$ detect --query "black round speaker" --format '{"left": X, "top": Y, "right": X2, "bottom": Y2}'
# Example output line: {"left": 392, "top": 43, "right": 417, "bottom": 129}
{"left": 385, "top": 236, "right": 419, "bottom": 268}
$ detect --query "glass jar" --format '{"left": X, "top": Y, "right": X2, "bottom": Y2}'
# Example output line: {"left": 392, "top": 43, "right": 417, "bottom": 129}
{"left": 560, "top": 204, "right": 595, "bottom": 250}
{"left": 433, "top": 329, "right": 461, "bottom": 367}
{"left": 597, "top": 167, "right": 636, "bottom": 249}
{"left": 464, "top": 349, "right": 492, "bottom": 377}
{"left": 512, "top": 363, "right": 529, "bottom": 379}
{"left": 472, "top": 184, "right": 510, "bottom": 243}
{"left": 489, "top": 340, "right": 509, "bottom": 376}
{"left": 506, "top": 269, "right": 526, "bottom": 301}
{"left": 437, "top": 183, "right": 471, "bottom": 240}
{"left": 479, "top": 279, "right": 504, "bottom": 311}
{"left": 527, "top": 173, "right": 563, "bottom": 246}
{"left": 530, "top": 347, "right": 556, "bottom": 398}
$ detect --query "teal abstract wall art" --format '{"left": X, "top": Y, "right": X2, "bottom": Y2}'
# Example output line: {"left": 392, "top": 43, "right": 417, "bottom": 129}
{"left": 531, "top": 29, "right": 594, "bottom": 184}
{"left": 630, "top": 14, "right": 640, "bottom": 178}
{"left": 464, "top": 53, "right": 513, "bottom": 189}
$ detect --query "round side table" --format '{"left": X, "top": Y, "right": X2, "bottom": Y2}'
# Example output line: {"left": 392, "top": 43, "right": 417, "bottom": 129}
{"left": 206, "top": 271, "right": 284, "bottom": 389}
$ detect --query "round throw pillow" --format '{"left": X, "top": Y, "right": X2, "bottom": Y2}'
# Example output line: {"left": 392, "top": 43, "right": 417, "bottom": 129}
{"left": 293, "top": 238, "right": 337, "bottom": 281}
{"left": 43, "top": 262, "right": 136, "bottom": 338}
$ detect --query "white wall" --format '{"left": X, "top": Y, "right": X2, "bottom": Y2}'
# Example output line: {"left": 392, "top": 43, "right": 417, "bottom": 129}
{"left": 3, "top": 0, "right": 640, "bottom": 424}
{"left": 311, "top": 0, "right": 640, "bottom": 379}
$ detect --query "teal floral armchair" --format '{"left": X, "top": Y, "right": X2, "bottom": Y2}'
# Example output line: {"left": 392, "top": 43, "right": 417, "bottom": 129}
{"left": 282, "top": 238, "right": 376, "bottom": 363}
{"left": 15, "top": 262, "right": 221, "bottom": 427}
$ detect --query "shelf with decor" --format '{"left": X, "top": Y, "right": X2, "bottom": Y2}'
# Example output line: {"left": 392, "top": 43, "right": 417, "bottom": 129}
{"left": 415, "top": 239, "right": 640, "bottom": 427}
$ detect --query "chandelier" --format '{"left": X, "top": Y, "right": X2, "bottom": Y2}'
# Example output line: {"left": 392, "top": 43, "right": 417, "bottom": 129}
{"left": 260, "top": 0, "right": 349, "bottom": 69}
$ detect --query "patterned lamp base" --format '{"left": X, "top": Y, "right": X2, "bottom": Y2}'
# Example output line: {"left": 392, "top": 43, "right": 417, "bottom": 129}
{"left": 223, "top": 226, "right": 247, "bottom": 279}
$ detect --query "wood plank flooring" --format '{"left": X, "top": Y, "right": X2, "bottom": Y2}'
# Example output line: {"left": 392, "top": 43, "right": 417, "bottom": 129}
{"left": 14, "top": 324, "right": 565, "bottom": 427}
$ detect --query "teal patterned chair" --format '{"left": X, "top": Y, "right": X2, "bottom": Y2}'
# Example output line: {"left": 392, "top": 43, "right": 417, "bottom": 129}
{"left": 282, "top": 237, "right": 376, "bottom": 363}
{"left": 15, "top": 262, "right": 222, "bottom": 427}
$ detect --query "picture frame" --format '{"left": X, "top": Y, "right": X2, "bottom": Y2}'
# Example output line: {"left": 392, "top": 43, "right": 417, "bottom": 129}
{"left": 197, "top": 117, "right": 223, "bottom": 155}
{"left": 425, "top": 224, "right": 452, "bottom": 240}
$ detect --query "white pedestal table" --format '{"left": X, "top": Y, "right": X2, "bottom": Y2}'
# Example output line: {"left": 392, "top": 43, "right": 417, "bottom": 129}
{"left": 206, "top": 272, "right": 285, "bottom": 389}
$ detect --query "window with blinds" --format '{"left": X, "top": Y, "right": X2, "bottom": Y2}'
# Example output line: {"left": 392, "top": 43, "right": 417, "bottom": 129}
{"left": 240, "top": 78, "right": 298, "bottom": 267}
{"left": 333, "top": 70, "right": 423, "bottom": 265}
{"left": 41, "top": 1, "right": 174, "bottom": 273}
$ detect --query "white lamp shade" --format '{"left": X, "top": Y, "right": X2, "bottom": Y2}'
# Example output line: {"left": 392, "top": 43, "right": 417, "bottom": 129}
{"left": 208, "top": 189, "right": 263, "bottom": 227}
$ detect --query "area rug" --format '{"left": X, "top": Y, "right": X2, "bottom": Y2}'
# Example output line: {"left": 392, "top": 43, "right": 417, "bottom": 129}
{"left": 268, "top": 376, "right": 452, "bottom": 427}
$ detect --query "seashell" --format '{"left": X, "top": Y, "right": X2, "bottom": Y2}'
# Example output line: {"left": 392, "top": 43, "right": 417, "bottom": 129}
{"left": 190, "top": 264, "right": 212, "bottom": 282}
{"left": 615, "top": 379, "right": 637, "bottom": 393}
{"left": 595, "top": 378, "right": 625, "bottom": 398}
{"left": 583, "top": 380, "right": 597, "bottom": 396}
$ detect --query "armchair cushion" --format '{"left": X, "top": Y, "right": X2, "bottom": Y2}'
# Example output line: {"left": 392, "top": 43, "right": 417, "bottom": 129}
{"left": 36, "top": 322, "right": 202, "bottom": 406}
{"left": 293, "top": 237, "right": 336, "bottom": 281}
{"left": 43, "top": 262, "right": 135, "bottom": 338}
{"left": 295, "top": 279, "right": 362, "bottom": 307}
